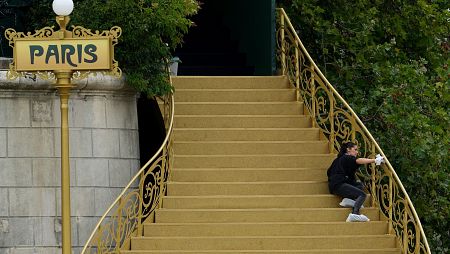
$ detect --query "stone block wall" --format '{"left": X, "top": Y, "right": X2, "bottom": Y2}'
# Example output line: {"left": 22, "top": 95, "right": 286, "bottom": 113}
{"left": 0, "top": 71, "right": 140, "bottom": 254}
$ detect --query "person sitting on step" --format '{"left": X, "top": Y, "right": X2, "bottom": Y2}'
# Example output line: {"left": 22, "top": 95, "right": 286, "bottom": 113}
{"left": 327, "top": 141, "right": 384, "bottom": 222}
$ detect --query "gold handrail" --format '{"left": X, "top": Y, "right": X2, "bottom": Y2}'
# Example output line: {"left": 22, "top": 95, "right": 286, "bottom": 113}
{"left": 80, "top": 77, "right": 175, "bottom": 253}
{"left": 277, "top": 8, "right": 431, "bottom": 254}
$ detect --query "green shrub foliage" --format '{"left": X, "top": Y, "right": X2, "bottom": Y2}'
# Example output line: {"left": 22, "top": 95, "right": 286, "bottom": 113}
{"left": 278, "top": 0, "right": 449, "bottom": 252}
{"left": 26, "top": 0, "right": 198, "bottom": 96}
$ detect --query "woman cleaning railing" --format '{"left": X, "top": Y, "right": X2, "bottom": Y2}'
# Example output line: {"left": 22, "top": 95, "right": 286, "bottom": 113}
{"left": 276, "top": 7, "right": 431, "bottom": 254}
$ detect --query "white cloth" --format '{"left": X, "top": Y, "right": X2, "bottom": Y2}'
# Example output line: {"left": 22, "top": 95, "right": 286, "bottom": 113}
{"left": 375, "top": 154, "right": 385, "bottom": 165}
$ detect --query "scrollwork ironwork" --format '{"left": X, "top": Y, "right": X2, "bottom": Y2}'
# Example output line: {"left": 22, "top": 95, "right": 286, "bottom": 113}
{"left": 5, "top": 26, "right": 56, "bottom": 44}
{"left": 4, "top": 27, "right": 57, "bottom": 80}
{"left": 72, "top": 25, "right": 122, "bottom": 45}
{"left": 71, "top": 26, "right": 122, "bottom": 78}
{"left": 276, "top": 8, "right": 430, "bottom": 254}
{"left": 81, "top": 81, "right": 174, "bottom": 253}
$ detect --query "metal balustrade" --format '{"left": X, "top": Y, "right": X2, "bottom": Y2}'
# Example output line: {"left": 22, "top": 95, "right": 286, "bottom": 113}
{"left": 81, "top": 78, "right": 174, "bottom": 253}
{"left": 277, "top": 7, "right": 430, "bottom": 254}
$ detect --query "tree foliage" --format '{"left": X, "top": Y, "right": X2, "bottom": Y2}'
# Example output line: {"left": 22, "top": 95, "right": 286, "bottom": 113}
{"left": 278, "top": 0, "right": 449, "bottom": 252}
{"left": 25, "top": 0, "right": 199, "bottom": 96}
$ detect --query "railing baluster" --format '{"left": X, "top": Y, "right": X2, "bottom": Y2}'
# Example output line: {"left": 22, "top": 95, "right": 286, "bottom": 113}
{"left": 115, "top": 197, "right": 122, "bottom": 251}
{"left": 295, "top": 40, "right": 300, "bottom": 101}
{"left": 351, "top": 116, "right": 356, "bottom": 142}
{"left": 415, "top": 218, "right": 421, "bottom": 253}
{"left": 137, "top": 171, "right": 145, "bottom": 237}
{"left": 328, "top": 94, "right": 334, "bottom": 153}
{"left": 389, "top": 171, "right": 393, "bottom": 234}
{"left": 403, "top": 204, "right": 408, "bottom": 252}
{"left": 310, "top": 65, "right": 316, "bottom": 128}
{"left": 158, "top": 148, "right": 167, "bottom": 209}
{"left": 371, "top": 145, "right": 376, "bottom": 207}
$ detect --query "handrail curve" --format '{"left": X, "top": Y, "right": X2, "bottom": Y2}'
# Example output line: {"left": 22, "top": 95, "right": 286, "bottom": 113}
{"left": 277, "top": 8, "right": 431, "bottom": 254}
{"left": 80, "top": 77, "right": 175, "bottom": 253}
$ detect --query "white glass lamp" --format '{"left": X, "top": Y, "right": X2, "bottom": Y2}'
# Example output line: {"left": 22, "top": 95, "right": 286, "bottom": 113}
{"left": 52, "top": 0, "right": 74, "bottom": 16}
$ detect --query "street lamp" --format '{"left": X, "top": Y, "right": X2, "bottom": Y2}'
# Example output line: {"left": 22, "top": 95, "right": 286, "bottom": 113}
{"left": 5, "top": 3, "right": 121, "bottom": 252}
{"left": 52, "top": 1, "right": 75, "bottom": 254}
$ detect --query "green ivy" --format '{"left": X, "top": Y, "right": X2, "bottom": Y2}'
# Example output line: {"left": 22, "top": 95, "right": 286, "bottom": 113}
{"left": 25, "top": 0, "right": 198, "bottom": 96}
{"left": 278, "top": 0, "right": 449, "bottom": 252}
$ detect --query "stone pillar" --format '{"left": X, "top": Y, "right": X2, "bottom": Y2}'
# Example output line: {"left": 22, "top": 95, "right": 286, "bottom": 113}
{"left": 0, "top": 70, "right": 140, "bottom": 254}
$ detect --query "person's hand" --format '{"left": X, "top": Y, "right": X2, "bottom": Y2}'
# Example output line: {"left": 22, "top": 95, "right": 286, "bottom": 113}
{"left": 375, "top": 154, "right": 385, "bottom": 165}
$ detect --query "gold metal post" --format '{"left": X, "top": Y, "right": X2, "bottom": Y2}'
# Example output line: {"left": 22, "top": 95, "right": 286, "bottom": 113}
{"left": 280, "top": 12, "right": 286, "bottom": 75}
{"left": 294, "top": 40, "right": 300, "bottom": 102}
{"left": 388, "top": 171, "right": 394, "bottom": 234}
{"left": 54, "top": 70, "right": 74, "bottom": 254}
{"left": 310, "top": 65, "right": 316, "bottom": 128}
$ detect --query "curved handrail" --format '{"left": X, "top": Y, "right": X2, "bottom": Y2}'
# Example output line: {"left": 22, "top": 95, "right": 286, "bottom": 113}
{"left": 277, "top": 8, "right": 430, "bottom": 254}
{"left": 80, "top": 77, "right": 175, "bottom": 253}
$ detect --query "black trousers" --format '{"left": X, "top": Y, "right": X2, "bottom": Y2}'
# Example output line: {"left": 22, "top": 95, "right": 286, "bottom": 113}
{"left": 333, "top": 182, "right": 366, "bottom": 214}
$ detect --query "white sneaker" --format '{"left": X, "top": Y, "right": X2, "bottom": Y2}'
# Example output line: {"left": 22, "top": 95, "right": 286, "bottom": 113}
{"left": 346, "top": 213, "right": 370, "bottom": 222}
{"left": 339, "top": 198, "right": 364, "bottom": 208}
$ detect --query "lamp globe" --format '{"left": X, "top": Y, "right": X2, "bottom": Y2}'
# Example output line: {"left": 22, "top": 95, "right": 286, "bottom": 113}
{"left": 52, "top": 0, "right": 74, "bottom": 16}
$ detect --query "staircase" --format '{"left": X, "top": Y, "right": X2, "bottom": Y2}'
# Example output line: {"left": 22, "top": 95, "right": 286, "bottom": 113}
{"left": 124, "top": 76, "right": 400, "bottom": 253}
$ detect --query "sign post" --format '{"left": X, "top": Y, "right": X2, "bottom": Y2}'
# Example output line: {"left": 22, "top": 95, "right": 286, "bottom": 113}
{"left": 4, "top": 1, "right": 121, "bottom": 253}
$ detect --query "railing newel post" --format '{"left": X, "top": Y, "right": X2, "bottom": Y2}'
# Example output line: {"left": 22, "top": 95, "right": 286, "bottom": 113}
{"left": 280, "top": 11, "right": 286, "bottom": 75}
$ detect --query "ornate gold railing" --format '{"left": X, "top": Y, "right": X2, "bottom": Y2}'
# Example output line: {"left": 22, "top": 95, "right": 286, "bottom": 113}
{"left": 277, "top": 8, "right": 430, "bottom": 254}
{"left": 81, "top": 82, "right": 174, "bottom": 253}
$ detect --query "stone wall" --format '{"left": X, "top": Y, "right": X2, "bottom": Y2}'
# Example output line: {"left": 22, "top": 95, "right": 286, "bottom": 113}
{"left": 0, "top": 71, "right": 140, "bottom": 254}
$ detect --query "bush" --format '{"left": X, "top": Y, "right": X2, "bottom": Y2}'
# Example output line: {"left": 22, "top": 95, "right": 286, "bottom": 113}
{"left": 26, "top": 0, "right": 198, "bottom": 96}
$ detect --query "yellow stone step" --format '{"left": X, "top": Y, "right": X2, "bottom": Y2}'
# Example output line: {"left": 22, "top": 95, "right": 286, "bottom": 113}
{"left": 173, "top": 154, "right": 335, "bottom": 168}
{"left": 127, "top": 76, "right": 399, "bottom": 254}
{"left": 123, "top": 249, "right": 401, "bottom": 254}
{"left": 130, "top": 235, "right": 397, "bottom": 250}
{"left": 173, "top": 128, "right": 321, "bottom": 141}
{"left": 172, "top": 76, "right": 289, "bottom": 89}
{"left": 143, "top": 221, "right": 388, "bottom": 237}
{"left": 174, "top": 88, "right": 296, "bottom": 102}
{"left": 167, "top": 181, "right": 329, "bottom": 196}
{"left": 174, "top": 115, "right": 311, "bottom": 128}
{"left": 174, "top": 102, "right": 303, "bottom": 115}
{"left": 171, "top": 168, "right": 327, "bottom": 182}
{"left": 162, "top": 195, "right": 371, "bottom": 209}
{"left": 155, "top": 208, "right": 380, "bottom": 223}
{"left": 173, "top": 141, "right": 329, "bottom": 155}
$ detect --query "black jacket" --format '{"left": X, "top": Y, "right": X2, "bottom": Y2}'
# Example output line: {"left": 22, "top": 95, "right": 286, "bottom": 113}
{"left": 327, "top": 155, "right": 359, "bottom": 193}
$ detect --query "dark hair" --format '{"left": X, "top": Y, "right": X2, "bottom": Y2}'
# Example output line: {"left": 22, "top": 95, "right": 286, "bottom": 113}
{"left": 338, "top": 141, "right": 357, "bottom": 158}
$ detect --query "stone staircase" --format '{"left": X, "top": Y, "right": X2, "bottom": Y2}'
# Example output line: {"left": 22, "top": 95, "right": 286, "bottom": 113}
{"left": 124, "top": 76, "right": 400, "bottom": 253}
